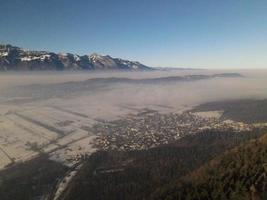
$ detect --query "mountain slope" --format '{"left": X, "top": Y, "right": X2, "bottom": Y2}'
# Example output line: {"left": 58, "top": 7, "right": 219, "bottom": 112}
{"left": 152, "top": 132, "right": 267, "bottom": 200}
{"left": 0, "top": 44, "right": 151, "bottom": 71}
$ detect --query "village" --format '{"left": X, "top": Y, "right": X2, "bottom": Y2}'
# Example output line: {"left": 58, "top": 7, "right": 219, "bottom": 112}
{"left": 93, "top": 109, "right": 253, "bottom": 151}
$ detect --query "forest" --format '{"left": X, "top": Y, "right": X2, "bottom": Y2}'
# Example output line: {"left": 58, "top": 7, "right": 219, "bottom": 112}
{"left": 193, "top": 99, "right": 267, "bottom": 123}
{"left": 0, "top": 155, "right": 68, "bottom": 200}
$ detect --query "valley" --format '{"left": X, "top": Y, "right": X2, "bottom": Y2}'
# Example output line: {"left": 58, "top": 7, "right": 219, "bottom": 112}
{"left": 1, "top": 1, "right": 267, "bottom": 199}
{"left": 0, "top": 71, "right": 267, "bottom": 200}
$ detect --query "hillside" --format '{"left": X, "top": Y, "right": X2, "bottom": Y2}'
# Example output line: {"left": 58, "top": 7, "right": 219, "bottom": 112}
{"left": 193, "top": 99, "right": 267, "bottom": 123}
{"left": 0, "top": 155, "right": 68, "bottom": 200}
{"left": 152, "top": 131, "right": 267, "bottom": 200}
{"left": 0, "top": 44, "right": 151, "bottom": 71}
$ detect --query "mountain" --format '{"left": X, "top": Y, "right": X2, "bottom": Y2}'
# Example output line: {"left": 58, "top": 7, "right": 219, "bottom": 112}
{"left": 0, "top": 44, "right": 151, "bottom": 71}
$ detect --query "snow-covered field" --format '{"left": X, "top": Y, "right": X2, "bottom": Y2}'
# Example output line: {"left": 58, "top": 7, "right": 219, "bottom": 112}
{"left": 0, "top": 105, "right": 99, "bottom": 169}
{"left": 193, "top": 110, "right": 223, "bottom": 119}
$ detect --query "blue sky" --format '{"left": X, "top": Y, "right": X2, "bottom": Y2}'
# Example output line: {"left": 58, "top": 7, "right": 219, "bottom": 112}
{"left": 0, "top": 0, "right": 267, "bottom": 68}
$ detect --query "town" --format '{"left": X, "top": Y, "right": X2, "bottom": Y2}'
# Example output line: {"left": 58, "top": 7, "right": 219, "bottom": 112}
{"left": 93, "top": 109, "right": 253, "bottom": 151}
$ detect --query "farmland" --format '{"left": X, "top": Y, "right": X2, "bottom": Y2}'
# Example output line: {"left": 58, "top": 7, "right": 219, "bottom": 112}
{"left": 0, "top": 105, "right": 97, "bottom": 169}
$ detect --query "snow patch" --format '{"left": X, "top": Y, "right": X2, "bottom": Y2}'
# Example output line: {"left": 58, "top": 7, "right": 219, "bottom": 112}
{"left": 0, "top": 52, "right": 8, "bottom": 57}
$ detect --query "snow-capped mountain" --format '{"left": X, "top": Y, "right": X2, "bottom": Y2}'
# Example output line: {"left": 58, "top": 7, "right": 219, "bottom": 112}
{"left": 0, "top": 44, "right": 151, "bottom": 71}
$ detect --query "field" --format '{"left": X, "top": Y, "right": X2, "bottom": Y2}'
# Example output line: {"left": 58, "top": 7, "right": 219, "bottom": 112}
{"left": 0, "top": 104, "right": 98, "bottom": 169}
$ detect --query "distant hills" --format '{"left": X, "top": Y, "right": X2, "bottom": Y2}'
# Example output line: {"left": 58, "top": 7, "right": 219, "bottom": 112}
{"left": 193, "top": 99, "right": 267, "bottom": 123}
{"left": 0, "top": 44, "right": 151, "bottom": 71}
{"left": 0, "top": 73, "right": 243, "bottom": 105}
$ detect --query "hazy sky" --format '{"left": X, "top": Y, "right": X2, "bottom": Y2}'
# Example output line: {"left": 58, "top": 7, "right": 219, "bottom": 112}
{"left": 1, "top": 0, "right": 267, "bottom": 68}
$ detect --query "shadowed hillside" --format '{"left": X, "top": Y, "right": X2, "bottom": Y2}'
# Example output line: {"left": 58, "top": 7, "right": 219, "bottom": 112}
{"left": 193, "top": 99, "right": 267, "bottom": 123}
{"left": 152, "top": 132, "right": 267, "bottom": 200}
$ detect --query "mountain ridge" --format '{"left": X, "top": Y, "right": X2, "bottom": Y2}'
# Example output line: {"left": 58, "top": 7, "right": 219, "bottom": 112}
{"left": 0, "top": 44, "right": 151, "bottom": 71}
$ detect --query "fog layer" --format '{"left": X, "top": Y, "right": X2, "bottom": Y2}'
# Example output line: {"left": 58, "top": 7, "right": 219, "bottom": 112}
{"left": 0, "top": 69, "right": 267, "bottom": 119}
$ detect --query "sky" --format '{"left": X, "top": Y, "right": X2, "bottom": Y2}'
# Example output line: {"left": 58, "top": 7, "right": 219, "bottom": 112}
{"left": 0, "top": 0, "right": 267, "bottom": 69}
